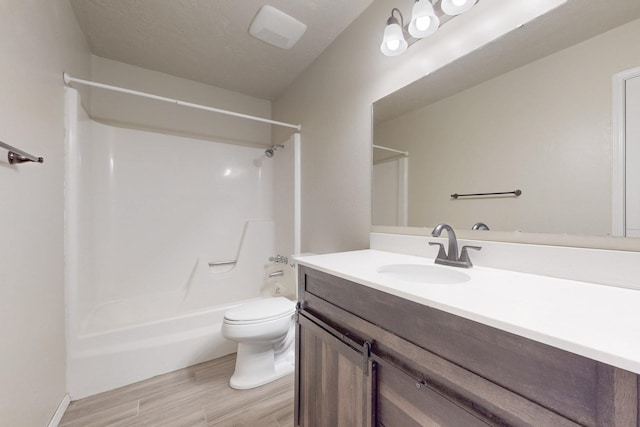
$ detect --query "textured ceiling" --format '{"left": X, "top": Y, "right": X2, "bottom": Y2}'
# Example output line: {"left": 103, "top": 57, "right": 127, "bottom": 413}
{"left": 69, "top": 0, "right": 374, "bottom": 100}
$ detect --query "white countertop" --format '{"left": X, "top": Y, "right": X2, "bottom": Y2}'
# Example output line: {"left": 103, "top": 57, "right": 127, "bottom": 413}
{"left": 296, "top": 249, "right": 640, "bottom": 375}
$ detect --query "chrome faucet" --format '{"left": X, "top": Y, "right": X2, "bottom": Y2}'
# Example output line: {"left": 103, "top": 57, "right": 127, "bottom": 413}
{"left": 429, "top": 223, "right": 481, "bottom": 268}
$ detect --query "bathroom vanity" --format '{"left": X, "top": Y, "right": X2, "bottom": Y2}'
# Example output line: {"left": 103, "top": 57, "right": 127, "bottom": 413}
{"left": 294, "top": 250, "right": 640, "bottom": 427}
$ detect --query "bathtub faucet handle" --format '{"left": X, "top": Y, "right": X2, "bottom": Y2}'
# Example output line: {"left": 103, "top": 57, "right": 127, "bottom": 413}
{"left": 269, "top": 254, "right": 288, "bottom": 264}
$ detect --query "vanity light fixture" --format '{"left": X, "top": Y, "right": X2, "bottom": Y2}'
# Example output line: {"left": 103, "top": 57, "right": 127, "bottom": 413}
{"left": 440, "top": 0, "right": 477, "bottom": 16}
{"left": 408, "top": 0, "right": 440, "bottom": 38}
{"left": 380, "top": 8, "right": 408, "bottom": 56}
{"left": 380, "top": 0, "right": 478, "bottom": 56}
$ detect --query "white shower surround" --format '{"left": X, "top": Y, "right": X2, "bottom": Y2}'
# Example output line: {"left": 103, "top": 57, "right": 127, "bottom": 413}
{"left": 64, "top": 88, "right": 294, "bottom": 398}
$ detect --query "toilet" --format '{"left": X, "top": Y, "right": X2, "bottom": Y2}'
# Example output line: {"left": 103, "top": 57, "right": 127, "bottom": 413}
{"left": 221, "top": 297, "right": 297, "bottom": 389}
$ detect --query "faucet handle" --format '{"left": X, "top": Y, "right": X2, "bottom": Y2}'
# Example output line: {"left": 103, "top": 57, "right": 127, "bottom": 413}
{"left": 269, "top": 254, "right": 289, "bottom": 264}
{"left": 459, "top": 245, "right": 482, "bottom": 267}
{"left": 429, "top": 242, "right": 447, "bottom": 260}
{"left": 472, "top": 222, "right": 490, "bottom": 231}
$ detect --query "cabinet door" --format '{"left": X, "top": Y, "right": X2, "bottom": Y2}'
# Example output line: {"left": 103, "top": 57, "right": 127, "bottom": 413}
{"left": 296, "top": 312, "right": 374, "bottom": 427}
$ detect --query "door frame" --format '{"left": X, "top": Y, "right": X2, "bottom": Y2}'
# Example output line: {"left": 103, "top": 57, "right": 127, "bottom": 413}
{"left": 612, "top": 66, "right": 640, "bottom": 237}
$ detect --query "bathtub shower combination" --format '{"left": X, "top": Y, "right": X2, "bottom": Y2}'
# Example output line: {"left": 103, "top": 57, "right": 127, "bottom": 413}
{"left": 64, "top": 88, "right": 300, "bottom": 398}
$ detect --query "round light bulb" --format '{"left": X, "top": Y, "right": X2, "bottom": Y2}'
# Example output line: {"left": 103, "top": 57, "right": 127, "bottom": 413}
{"left": 415, "top": 16, "right": 431, "bottom": 31}
{"left": 386, "top": 39, "right": 401, "bottom": 51}
{"left": 408, "top": 0, "right": 439, "bottom": 38}
{"left": 441, "top": 0, "right": 476, "bottom": 15}
{"left": 380, "top": 19, "right": 407, "bottom": 56}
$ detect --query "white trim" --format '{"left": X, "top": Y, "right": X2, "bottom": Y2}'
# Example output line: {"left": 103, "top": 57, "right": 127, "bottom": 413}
{"left": 612, "top": 66, "right": 640, "bottom": 237}
{"left": 292, "top": 133, "right": 302, "bottom": 255}
{"left": 398, "top": 157, "right": 409, "bottom": 227}
{"left": 63, "top": 73, "right": 302, "bottom": 131}
{"left": 47, "top": 394, "right": 71, "bottom": 427}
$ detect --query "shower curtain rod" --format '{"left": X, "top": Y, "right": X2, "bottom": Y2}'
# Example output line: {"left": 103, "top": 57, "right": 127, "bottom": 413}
{"left": 373, "top": 144, "right": 408, "bottom": 156}
{"left": 63, "top": 73, "right": 302, "bottom": 131}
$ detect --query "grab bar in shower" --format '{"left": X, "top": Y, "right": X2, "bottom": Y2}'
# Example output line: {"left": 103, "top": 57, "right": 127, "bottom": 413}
{"left": 0, "top": 140, "right": 44, "bottom": 164}
{"left": 208, "top": 260, "right": 237, "bottom": 267}
{"left": 451, "top": 189, "right": 522, "bottom": 199}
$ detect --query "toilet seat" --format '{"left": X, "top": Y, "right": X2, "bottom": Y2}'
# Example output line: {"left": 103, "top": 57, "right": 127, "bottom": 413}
{"left": 223, "top": 297, "right": 296, "bottom": 325}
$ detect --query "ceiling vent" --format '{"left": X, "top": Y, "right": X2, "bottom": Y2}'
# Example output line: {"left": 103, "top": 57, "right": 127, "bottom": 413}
{"left": 249, "top": 5, "right": 307, "bottom": 49}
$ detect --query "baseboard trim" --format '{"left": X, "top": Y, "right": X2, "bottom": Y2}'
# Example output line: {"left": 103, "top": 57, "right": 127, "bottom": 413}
{"left": 47, "top": 393, "right": 71, "bottom": 427}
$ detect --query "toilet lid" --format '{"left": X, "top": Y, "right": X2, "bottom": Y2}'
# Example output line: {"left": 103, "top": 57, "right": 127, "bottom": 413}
{"left": 224, "top": 297, "right": 296, "bottom": 323}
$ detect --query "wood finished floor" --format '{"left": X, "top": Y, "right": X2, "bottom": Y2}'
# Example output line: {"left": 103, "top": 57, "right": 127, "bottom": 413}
{"left": 59, "top": 353, "right": 294, "bottom": 427}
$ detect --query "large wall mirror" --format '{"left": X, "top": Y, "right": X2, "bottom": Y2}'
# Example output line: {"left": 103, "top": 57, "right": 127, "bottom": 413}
{"left": 372, "top": 0, "right": 640, "bottom": 243}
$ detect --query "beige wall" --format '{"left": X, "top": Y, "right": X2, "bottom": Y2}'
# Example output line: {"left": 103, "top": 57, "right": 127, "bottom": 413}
{"left": 90, "top": 56, "right": 272, "bottom": 146}
{"left": 0, "top": 0, "right": 90, "bottom": 425}
{"left": 272, "top": 0, "right": 561, "bottom": 253}
{"left": 374, "top": 19, "right": 640, "bottom": 235}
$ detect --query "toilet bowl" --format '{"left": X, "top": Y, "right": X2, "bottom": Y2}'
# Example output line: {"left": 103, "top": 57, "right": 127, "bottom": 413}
{"left": 221, "top": 297, "right": 296, "bottom": 389}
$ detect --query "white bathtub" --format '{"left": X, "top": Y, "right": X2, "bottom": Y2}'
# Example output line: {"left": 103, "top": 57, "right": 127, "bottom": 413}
{"left": 68, "top": 297, "right": 264, "bottom": 399}
{"left": 65, "top": 236, "right": 296, "bottom": 400}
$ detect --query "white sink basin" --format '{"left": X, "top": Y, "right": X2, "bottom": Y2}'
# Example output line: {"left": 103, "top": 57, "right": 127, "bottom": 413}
{"left": 376, "top": 264, "right": 471, "bottom": 284}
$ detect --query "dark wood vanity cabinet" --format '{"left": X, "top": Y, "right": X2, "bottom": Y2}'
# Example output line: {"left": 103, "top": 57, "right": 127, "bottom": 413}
{"left": 295, "top": 265, "right": 640, "bottom": 427}
{"left": 296, "top": 311, "right": 373, "bottom": 426}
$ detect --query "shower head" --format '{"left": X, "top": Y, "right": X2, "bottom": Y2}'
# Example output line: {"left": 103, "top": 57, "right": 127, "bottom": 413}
{"left": 264, "top": 144, "right": 284, "bottom": 158}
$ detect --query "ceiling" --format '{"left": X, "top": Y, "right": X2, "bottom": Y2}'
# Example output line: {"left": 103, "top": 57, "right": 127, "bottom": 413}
{"left": 69, "top": 0, "right": 374, "bottom": 101}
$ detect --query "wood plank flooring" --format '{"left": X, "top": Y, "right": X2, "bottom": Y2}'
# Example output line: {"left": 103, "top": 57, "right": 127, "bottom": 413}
{"left": 59, "top": 353, "right": 294, "bottom": 427}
